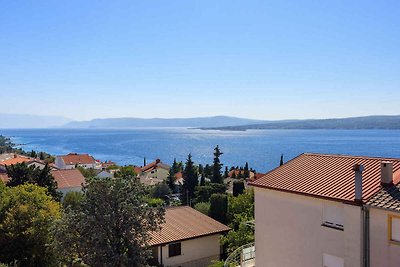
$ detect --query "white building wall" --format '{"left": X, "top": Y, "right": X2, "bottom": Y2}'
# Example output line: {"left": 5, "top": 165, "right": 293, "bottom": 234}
{"left": 254, "top": 187, "right": 362, "bottom": 267}
{"left": 157, "top": 234, "right": 221, "bottom": 267}
{"left": 369, "top": 208, "right": 400, "bottom": 267}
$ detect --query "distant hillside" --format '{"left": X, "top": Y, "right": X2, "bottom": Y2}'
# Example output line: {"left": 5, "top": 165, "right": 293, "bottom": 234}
{"left": 200, "top": 115, "right": 400, "bottom": 130}
{"left": 63, "top": 116, "right": 267, "bottom": 128}
{"left": 0, "top": 114, "right": 71, "bottom": 129}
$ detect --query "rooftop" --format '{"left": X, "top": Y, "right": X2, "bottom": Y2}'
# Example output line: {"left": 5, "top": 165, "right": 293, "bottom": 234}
{"left": 249, "top": 153, "right": 400, "bottom": 203}
{"left": 51, "top": 169, "right": 85, "bottom": 189}
{"left": 59, "top": 153, "right": 96, "bottom": 165}
{"left": 149, "top": 206, "right": 230, "bottom": 246}
{"left": 367, "top": 183, "right": 400, "bottom": 211}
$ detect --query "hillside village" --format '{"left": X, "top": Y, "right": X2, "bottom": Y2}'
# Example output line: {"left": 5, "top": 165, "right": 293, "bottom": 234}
{"left": 2, "top": 134, "right": 400, "bottom": 267}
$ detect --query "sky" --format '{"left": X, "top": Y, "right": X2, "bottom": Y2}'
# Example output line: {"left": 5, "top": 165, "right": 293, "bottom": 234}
{"left": 1, "top": 0, "right": 399, "bottom": 121}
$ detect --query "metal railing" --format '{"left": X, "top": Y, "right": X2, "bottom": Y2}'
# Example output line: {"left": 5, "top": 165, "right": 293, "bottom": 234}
{"left": 224, "top": 242, "right": 255, "bottom": 267}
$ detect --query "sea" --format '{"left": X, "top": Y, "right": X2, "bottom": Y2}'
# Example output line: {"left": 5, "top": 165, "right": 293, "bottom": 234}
{"left": 1, "top": 128, "right": 400, "bottom": 173}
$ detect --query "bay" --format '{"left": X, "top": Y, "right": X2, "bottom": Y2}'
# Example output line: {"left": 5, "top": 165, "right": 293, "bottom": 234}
{"left": 1, "top": 128, "right": 400, "bottom": 173}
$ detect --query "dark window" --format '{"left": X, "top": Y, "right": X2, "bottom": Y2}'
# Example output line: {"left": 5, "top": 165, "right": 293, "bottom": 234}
{"left": 168, "top": 243, "right": 181, "bottom": 257}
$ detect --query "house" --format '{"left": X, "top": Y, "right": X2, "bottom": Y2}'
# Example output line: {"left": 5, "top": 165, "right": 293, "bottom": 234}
{"left": 101, "top": 160, "right": 116, "bottom": 170}
{"left": 367, "top": 174, "right": 400, "bottom": 267}
{"left": 0, "top": 153, "right": 53, "bottom": 172}
{"left": 55, "top": 153, "right": 98, "bottom": 169}
{"left": 149, "top": 206, "right": 230, "bottom": 267}
{"left": 51, "top": 169, "right": 85, "bottom": 196}
{"left": 139, "top": 159, "right": 170, "bottom": 181}
{"left": 249, "top": 153, "right": 400, "bottom": 267}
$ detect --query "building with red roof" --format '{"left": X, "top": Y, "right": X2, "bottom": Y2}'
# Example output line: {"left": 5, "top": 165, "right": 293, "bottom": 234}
{"left": 55, "top": 153, "right": 98, "bottom": 170}
{"left": 250, "top": 153, "right": 400, "bottom": 267}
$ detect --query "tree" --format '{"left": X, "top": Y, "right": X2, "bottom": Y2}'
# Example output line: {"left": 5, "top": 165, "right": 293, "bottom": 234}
{"left": 172, "top": 158, "right": 180, "bottom": 174}
{"left": 166, "top": 167, "right": 176, "bottom": 192}
{"left": 224, "top": 166, "right": 229, "bottom": 178}
{"left": 0, "top": 184, "right": 61, "bottom": 266}
{"left": 280, "top": 154, "right": 284, "bottom": 166}
{"left": 181, "top": 154, "right": 198, "bottom": 205}
{"left": 114, "top": 165, "right": 137, "bottom": 178}
{"left": 77, "top": 166, "right": 98, "bottom": 178}
{"left": 151, "top": 182, "right": 171, "bottom": 199}
{"left": 194, "top": 183, "right": 227, "bottom": 203}
{"left": 63, "top": 191, "right": 84, "bottom": 210}
{"left": 209, "top": 193, "right": 228, "bottom": 224}
{"left": 211, "top": 145, "right": 223, "bottom": 184}
{"left": 199, "top": 172, "right": 206, "bottom": 186}
{"left": 29, "top": 150, "right": 37, "bottom": 158}
{"left": 244, "top": 162, "right": 250, "bottom": 178}
{"left": 6, "top": 162, "right": 61, "bottom": 201}
{"left": 54, "top": 177, "right": 165, "bottom": 267}
{"left": 233, "top": 180, "right": 245, "bottom": 197}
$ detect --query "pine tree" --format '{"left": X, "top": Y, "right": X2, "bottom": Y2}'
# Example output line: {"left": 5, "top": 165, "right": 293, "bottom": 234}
{"left": 172, "top": 158, "right": 180, "bottom": 174}
{"left": 181, "top": 154, "right": 198, "bottom": 205}
{"left": 167, "top": 167, "right": 175, "bottom": 192}
{"left": 211, "top": 145, "right": 223, "bottom": 184}
{"left": 200, "top": 172, "right": 206, "bottom": 186}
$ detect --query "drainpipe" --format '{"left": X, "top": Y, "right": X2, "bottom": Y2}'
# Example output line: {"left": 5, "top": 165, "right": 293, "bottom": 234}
{"left": 361, "top": 205, "right": 370, "bottom": 267}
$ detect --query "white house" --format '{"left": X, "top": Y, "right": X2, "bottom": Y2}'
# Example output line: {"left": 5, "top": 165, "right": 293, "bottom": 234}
{"left": 149, "top": 206, "right": 230, "bottom": 267}
{"left": 249, "top": 153, "right": 400, "bottom": 267}
{"left": 55, "top": 153, "right": 98, "bottom": 169}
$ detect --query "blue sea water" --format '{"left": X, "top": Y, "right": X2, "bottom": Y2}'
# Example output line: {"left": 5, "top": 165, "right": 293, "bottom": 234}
{"left": 1, "top": 128, "right": 400, "bottom": 173}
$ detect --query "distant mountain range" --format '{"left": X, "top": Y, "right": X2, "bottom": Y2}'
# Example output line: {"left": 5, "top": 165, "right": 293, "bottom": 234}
{"left": 200, "top": 115, "right": 400, "bottom": 130}
{"left": 63, "top": 116, "right": 265, "bottom": 128}
{"left": 2, "top": 114, "right": 400, "bottom": 130}
{"left": 0, "top": 114, "right": 71, "bottom": 128}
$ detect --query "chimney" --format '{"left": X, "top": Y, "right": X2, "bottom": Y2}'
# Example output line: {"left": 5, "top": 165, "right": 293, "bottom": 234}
{"left": 381, "top": 161, "right": 393, "bottom": 186}
{"left": 353, "top": 164, "right": 364, "bottom": 202}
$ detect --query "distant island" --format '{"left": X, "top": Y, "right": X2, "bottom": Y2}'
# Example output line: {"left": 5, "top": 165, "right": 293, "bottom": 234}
{"left": 2, "top": 113, "right": 400, "bottom": 130}
{"left": 199, "top": 115, "right": 400, "bottom": 131}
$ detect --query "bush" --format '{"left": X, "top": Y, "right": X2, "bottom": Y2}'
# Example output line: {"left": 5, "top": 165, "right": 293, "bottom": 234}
{"left": 63, "top": 191, "right": 84, "bottom": 210}
{"left": 194, "top": 202, "right": 210, "bottom": 215}
{"left": 233, "top": 180, "right": 245, "bottom": 197}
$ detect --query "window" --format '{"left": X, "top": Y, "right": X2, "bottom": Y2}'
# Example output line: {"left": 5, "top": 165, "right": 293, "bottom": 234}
{"left": 322, "top": 204, "right": 344, "bottom": 230}
{"left": 323, "top": 253, "right": 344, "bottom": 267}
{"left": 388, "top": 214, "right": 400, "bottom": 243}
{"left": 168, "top": 243, "right": 181, "bottom": 257}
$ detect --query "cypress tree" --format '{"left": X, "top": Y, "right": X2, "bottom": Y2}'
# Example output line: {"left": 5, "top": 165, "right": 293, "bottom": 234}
{"left": 244, "top": 162, "right": 250, "bottom": 178}
{"left": 224, "top": 166, "right": 229, "bottom": 178}
{"left": 181, "top": 154, "right": 198, "bottom": 205}
{"left": 280, "top": 154, "right": 284, "bottom": 166}
{"left": 211, "top": 145, "right": 223, "bottom": 184}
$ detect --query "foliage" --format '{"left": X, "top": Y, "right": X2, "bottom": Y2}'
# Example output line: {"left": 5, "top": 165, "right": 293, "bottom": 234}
{"left": 6, "top": 162, "right": 61, "bottom": 201}
{"left": 208, "top": 260, "right": 224, "bottom": 267}
{"left": 166, "top": 167, "right": 176, "bottom": 192}
{"left": 211, "top": 145, "right": 223, "bottom": 184}
{"left": 76, "top": 166, "right": 98, "bottom": 178}
{"left": 54, "top": 177, "right": 165, "bottom": 267}
{"left": 194, "top": 202, "right": 210, "bottom": 215}
{"left": 209, "top": 193, "right": 228, "bottom": 224}
{"left": 232, "top": 180, "right": 245, "bottom": 197}
{"left": 244, "top": 162, "right": 250, "bottom": 178}
{"left": 63, "top": 191, "right": 84, "bottom": 210}
{"left": 114, "top": 165, "right": 137, "bottom": 178}
{"left": 280, "top": 154, "right": 284, "bottom": 166}
{"left": 106, "top": 164, "right": 120, "bottom": 170}
{"left": 0, "top": 184, "right": 61, "bottom": 266}
{"left": 181, "top": 154, "right": 198, "bottom": 205}
{"left": 151, "top": 182, "right": 171, "bottom": 199}
{"left": 222, "top": 189, "right": 255, "bottom": 254}
{"left": 224, "top": 166, "right": 229, "bottom": 178}
{"left": 147, "top": 198, "right": 164, "bottom": 207}
{"left": 0, "top": 135, "right": 14, "bottom": 153}
{"left": 194, "top": 183, "right": 227, "bottom": 203}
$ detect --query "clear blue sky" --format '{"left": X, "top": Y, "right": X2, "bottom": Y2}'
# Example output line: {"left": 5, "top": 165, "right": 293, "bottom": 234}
{"left": 1, "top": 0, "right": 399, "bottom": 121}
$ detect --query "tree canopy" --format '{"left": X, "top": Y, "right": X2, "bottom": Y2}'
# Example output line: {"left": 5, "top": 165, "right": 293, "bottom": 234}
{"left": 54, "top": 177, "right": 165, "bottom": 267}
{"left": 211, "top": 145, "right": 223, "bottom": 184}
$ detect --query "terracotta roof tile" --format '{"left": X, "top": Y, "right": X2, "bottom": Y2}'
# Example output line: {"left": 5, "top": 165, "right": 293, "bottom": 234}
{"left": 0, "top": 156, "right": 32, "bottom": 166}
{"left": 149, "top": 206, "right": 230, "bottom": 246}
{"left": 51, "top": 169, "right": 85, "bottom": 189}
{"left": 60, "top": 153, "right": 96, "bottom": 165}
{"left": 249, "top": 153, "right": 400, "bottom": 203}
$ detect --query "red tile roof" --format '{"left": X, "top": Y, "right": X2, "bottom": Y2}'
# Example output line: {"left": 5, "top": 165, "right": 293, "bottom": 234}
{"left": 249, "top": 153, "right": 400, "bottom": 204}
{"left": 0, "top": 156, "right": 32, "bottom": 166}
{"left": 51, "top": 169, "right": 85, "bottom": 189}
{"left": 149, "top": 206, "right": 230, "bottom": 246}
{"left": 142, "top": 159, "right": 161, "bottom": 172}
{"left": 60, "top": 153, "right": 96, "bottom": 165}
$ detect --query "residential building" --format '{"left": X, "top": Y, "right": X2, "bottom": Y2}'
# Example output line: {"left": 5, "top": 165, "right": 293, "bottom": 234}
{"left": 249, "top": 153, "right": 400, "bottom": 267}
{"left": 367, "top": 178, "right": 400, "bottom": 267}
{"left": 141, "top": 159, "right": 170, "bottom": 180}
{"left": 149, "top": 206, "right": 230, "bottom": 267}
{"left": 0, "top": 153, "right": 53, "bottom": 172}
{"left": 55, "top": 153, "right": 98, "bottom": 169}
{"left": 51, "top": 169, "right": 85, "bottom": 196}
